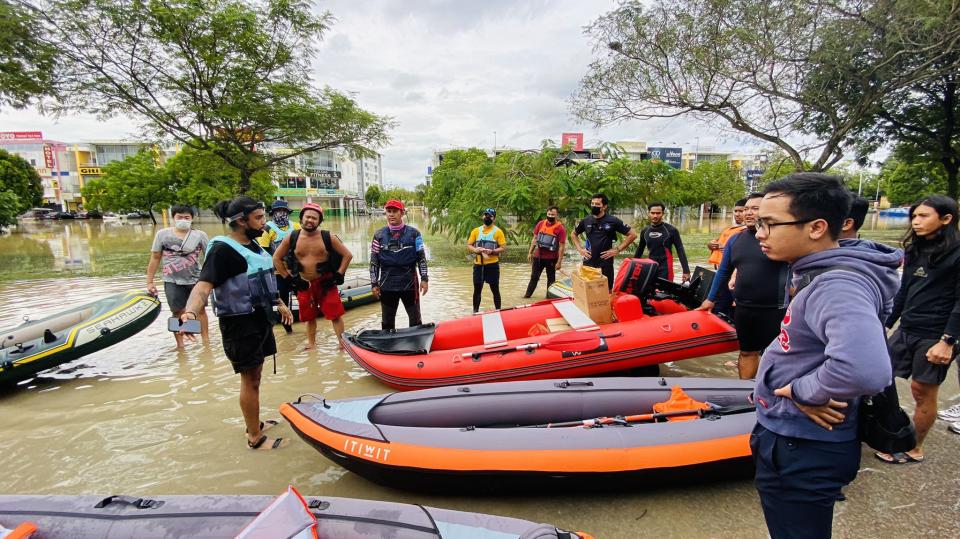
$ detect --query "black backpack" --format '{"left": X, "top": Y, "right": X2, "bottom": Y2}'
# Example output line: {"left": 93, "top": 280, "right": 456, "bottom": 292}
{"left": 283, "top": 229, "right": 342, "bottom": 275}
{"left": 794, "top": 266, "right": 916, "bottom": 453}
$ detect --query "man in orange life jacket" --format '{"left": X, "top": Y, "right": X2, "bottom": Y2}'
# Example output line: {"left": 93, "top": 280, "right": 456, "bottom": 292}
{"left": 523, "top": 205, "right": 566, "bottom": 298}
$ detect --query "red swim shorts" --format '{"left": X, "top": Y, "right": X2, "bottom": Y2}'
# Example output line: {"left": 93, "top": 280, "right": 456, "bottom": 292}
{"left": 296, "top": 276, "right": 345, "bottom": 321}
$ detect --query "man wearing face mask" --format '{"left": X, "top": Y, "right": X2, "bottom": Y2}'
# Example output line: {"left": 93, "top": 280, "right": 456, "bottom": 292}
{"left": 147, "top": 203, "right": 210, "bottom": 348}
{"left": 181, "top": 196, "right": 294, "bottom": 451}
{"left": 258, "top": 200, "right": 300, "bottom": 333}
{"left": 523, "top": 205, "right": 566, "bottom": 298}
{"left": 273, "top": 203, "right": 353, "bottom": 350}
{"left": 467, "top": 208, "right": 507, "bottom": 313}
{"left": 569, "top": 194, "right": 637, "bottom": 289}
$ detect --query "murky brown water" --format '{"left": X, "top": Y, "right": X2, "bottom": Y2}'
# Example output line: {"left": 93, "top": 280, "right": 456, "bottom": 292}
{"left": 1, "top": 216, "right": 957, "bottom": 538}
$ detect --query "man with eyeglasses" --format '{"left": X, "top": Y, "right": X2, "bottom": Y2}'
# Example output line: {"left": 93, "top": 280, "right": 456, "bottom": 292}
{"left": 696, "top": 193, "right": 789, "bottom": 379}
{"left": 749, "top": 173, "right": 901, "bottom": 539}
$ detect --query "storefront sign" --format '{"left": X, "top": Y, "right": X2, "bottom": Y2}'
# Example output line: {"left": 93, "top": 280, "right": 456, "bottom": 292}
{"left": 0, "top": 131, "right": 43, "bottom": 140}
{"left": 43, "top": 145, "right": 55, "bottom": 168}
{"left": 79, "top": 167, "right": 103, "bottom": 175}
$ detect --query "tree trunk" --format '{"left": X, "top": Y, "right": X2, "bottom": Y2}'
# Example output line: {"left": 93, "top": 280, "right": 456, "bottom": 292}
{"left": 944, "top": 157, "right": 959, "bottom": 200}
{"left": 238, "top": 168, "right": 252, "bottom": 195}
{"left": 148, "top": 208, "right": 157, "bottom": 225}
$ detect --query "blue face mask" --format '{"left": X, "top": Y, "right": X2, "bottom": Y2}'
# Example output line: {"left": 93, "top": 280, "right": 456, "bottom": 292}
{"left": 273, "top": 213, "right": 289, "bottom": 227}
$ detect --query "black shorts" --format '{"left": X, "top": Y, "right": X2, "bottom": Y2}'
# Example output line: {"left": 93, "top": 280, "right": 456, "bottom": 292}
{"left": 219, "top": 309, "right": 277, "bottom": 374}
{"left": 734, "top": 306, "right": 786, "bottom": 352}
{"left": 163, "top": 282, "right": 194, "bottom": 313}
{"left": 888, "top": 328, "right": 956, "bottom": 385}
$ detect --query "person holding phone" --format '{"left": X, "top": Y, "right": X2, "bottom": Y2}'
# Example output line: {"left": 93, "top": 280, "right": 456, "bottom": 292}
{"left": 147, "top": 203, "right": 209, "bottom": 348}
{"left": 180, "top": 196, "right": 294, "bottom": 451}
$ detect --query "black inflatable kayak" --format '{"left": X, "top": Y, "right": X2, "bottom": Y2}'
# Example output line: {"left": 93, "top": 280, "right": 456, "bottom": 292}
{"left": 0, "top": 290, "right": 161, "bottom": 386}
{"left": 0, "top": 492, "right": 591, "bottom": 538}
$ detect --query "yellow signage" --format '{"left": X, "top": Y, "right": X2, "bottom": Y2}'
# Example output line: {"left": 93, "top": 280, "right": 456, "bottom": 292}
{"left": 79, "top": 167, "right": 102, "bottom": 175}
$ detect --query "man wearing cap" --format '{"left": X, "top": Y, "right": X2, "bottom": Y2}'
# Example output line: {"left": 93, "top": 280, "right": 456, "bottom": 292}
{"left": 370, "top": 199, "right": 429, "bottom": 329}
{"left": 467, "top": 208, "right": 507, "bottom": 312}
{"left": 258, "top": 200, "right": 301, "bottom": 333}
{"left": 272, "top": 203, "right": 353, "bottom": 349}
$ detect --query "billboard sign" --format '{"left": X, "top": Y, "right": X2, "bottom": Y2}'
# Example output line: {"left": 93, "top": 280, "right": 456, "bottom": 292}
{"left": 79, "top": 167, "right": 103, "bottom": 175}
{"left": 0, "top": 131, "right": 43, "bottom": 140}
{"left": 647, "top": 147, "right": 683, "bottom": 169}
{"left": 561, "top": 132, "right": 584, "bottom": 151}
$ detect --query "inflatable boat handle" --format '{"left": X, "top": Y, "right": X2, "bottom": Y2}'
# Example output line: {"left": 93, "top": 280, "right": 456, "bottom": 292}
{"left": 295, "top": 394, "right": 330, "bottom": 407}
{"left": 94, "top": 495, "right": 164, "bottom": 509}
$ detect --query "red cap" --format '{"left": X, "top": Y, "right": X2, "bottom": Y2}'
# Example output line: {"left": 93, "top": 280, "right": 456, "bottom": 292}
{"left": 300, "top": 203, "right": 324, "bottom": 218}
{"left": 384, "top": 199, "right": 405, "bottom": 211}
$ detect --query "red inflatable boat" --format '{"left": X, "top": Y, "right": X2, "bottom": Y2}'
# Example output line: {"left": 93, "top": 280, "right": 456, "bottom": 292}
{"left": 342, "top": 294, "right": 738, "bottom": 390}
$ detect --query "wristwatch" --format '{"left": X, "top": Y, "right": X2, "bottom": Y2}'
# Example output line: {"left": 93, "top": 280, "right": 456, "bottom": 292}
{"left": 942, "top": 334, "right": 958, "bottom": 346}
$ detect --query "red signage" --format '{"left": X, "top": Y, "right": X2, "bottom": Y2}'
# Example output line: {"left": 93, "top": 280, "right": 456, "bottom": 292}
{"left": 0, "top": 131, "right": 43, "bottom": 140}
{"left": 561, "top": 132, "right": 584, "bottom": 151}
{"left": 43, "top": 145, "right": 55, "bottom": 168}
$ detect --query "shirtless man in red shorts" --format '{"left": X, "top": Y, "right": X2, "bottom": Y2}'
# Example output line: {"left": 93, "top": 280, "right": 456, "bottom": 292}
{"left": 273, "top": 203, "right": 353, "bottom": 349}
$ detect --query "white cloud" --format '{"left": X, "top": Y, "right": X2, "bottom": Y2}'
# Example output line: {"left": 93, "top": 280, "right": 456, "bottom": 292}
{"left": 0, "top": 0, "right": 756, "bottom": 188}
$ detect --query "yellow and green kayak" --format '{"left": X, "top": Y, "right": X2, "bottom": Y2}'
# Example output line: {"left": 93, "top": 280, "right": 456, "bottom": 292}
{"left": 0, "top": 290, "right": 161, "bottom": 386}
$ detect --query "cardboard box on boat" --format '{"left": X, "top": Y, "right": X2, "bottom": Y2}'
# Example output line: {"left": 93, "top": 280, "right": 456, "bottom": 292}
{"left": 571, "top": 267, "right": 613, "bottom": 325}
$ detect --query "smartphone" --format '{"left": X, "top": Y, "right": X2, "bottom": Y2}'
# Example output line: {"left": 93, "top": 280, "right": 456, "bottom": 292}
{"left": 168, "top": 317, "right": 202, "bottom": 334}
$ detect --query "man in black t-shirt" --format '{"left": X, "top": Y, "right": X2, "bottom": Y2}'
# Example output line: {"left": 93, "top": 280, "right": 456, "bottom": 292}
{"left": 569, "top": 193, "right": 637, "bottom": 289}
{"left": 181, "top": 196, "right": 293, "bottom": 452}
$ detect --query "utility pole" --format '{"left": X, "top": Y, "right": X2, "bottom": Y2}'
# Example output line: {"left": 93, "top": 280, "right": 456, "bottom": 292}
{"left": 857, "top": 170, "right": 863, "bottom": 196}
{"left": 493, "top": 131, "right": 497, "bottom": 154}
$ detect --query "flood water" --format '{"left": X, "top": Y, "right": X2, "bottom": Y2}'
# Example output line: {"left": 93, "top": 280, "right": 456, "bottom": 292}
{"left": 1, "top": 214, "right": 957, "bottom": 538}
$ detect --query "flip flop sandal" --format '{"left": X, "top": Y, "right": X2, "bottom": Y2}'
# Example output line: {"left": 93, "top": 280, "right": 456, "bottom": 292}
{"left": 245, "top": 419, "right": 279, "bottom": 435}
{"left": 875, "top": 451, "right": 923, "bottom": 464}
{"left": 248, "top": 435, "right": 285, "bottom": 450}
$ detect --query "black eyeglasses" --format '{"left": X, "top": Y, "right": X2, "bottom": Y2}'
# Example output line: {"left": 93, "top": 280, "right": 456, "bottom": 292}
{"left": 756, "top": 218, "right": 815, "bottom": 233}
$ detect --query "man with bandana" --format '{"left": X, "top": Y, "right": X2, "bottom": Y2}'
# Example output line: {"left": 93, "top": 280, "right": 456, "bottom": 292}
{"left": 180, "top": 196, "right": 294, "bottom": 451}
{"left": 369, "top": 199, "right": 429, "bottom": 329}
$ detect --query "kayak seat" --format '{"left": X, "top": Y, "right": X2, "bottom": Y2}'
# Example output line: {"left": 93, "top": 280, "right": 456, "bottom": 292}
{"left": 482, "top": 312, "right": 508, "bottom": 348}
{"left": 0, "top": 308, "right": 92, "bottom": 349}
{"left": 349, "top": 323, "right": 436, "bottom": 355}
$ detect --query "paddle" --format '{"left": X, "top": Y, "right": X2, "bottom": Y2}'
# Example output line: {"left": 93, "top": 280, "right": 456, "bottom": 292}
{"left": 459, "top": 331, "right": 622, "bottom": 360}
{"left": 524, "top": 403, "right": 756, "bottom": 428}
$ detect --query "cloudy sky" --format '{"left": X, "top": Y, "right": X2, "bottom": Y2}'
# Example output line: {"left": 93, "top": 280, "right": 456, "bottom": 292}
{"left": 0, "top": 0, "right": 757, "bottom": 188}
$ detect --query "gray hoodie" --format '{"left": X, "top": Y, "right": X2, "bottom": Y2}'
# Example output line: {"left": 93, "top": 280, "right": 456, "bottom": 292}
{"left": 754, "top": 241, "right": 903, "bottom": 442}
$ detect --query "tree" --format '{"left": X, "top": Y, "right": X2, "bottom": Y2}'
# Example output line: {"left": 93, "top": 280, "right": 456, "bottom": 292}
{"left": 81, "top": 152, "right": 176, "bottom": 223}
{"left": 881, "top": 160, "right": 946, "bottom": 206}
{"left": 0, "top": 148, "right": 42, "bottom": 210}
{"left": 573, "top": 0, "right": 960, "bottom": 173}
{"left": 668, "top": 161, "right": 745, "bottom": 208}
{"left": 0, "top": 1, "right": 57, "bottom": 108}
{"left": 0, "top": 190, "right": 20, "bottom": 228}
{"left": 165, "top": 145, "right": 274, "bottom": 209}
{"left": 808, "top": 1, "right": 960, "bottom": 199}
{"left": 364, "top": 185, "right": 382, "bottom": 208}
{"left": 41, "top": 0, "right": 393, "bottom": 193}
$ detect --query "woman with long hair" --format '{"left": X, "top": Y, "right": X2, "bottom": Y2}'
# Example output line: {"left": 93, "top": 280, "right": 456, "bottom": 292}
{"left": 879, "top": 195, "right": 960, "bottom": 463}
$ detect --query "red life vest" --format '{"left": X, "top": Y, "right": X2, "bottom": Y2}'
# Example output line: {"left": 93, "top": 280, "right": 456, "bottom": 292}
{"left": 535, "top": 220, "right": 562, "bottom": 252}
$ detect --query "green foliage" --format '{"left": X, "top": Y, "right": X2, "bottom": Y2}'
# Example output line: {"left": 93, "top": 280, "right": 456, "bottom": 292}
{"left": 46, "top": 0, "right": 393, "bottom": 193}
{"left": 424, "top": 147, "right": 741, "bottom": 242}
{"left": 0, "top": 190, "right": 20, "bottom": 228}
{"left": 0, "top": 1, "right": 57, "bottom": 108}
{"left": 81, "top": 152, "right": 176, "bottom": 223}
{"left": 0, "top": 148, "right": 42, "bottom": 210}
{"left": 364, "top": 185, "right": 382, "bottom": 208}
{"left": 378, "top": 185, "right": 416, "bottom": 207}
{"left": 879, "top": 159, "right": 946, "bottom": 206}
{"left": 165, "top": 146, "right": 273, "bottom": 208}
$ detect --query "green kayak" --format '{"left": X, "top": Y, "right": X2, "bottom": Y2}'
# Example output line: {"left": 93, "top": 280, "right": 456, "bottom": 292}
{"left": 0, "top": 290, "right": 161, "bottom": 386}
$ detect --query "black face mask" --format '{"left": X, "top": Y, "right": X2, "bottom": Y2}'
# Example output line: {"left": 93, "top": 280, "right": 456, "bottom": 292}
{"left": 590, "top": 206, "right": 602, "bottom": 216}
{"left": 546, "top": 216, "right": 556, "bottom": 223}
{"left": 244, "top": 227, "right": 264, "bottom": 240}
{"left": 483, "top": 217, "right": 494, "bottom": 226}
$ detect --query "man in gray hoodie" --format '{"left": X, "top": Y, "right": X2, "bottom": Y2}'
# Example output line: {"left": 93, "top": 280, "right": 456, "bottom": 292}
{"left": 751, "top": 174, "right": 902, "bottom": 539}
